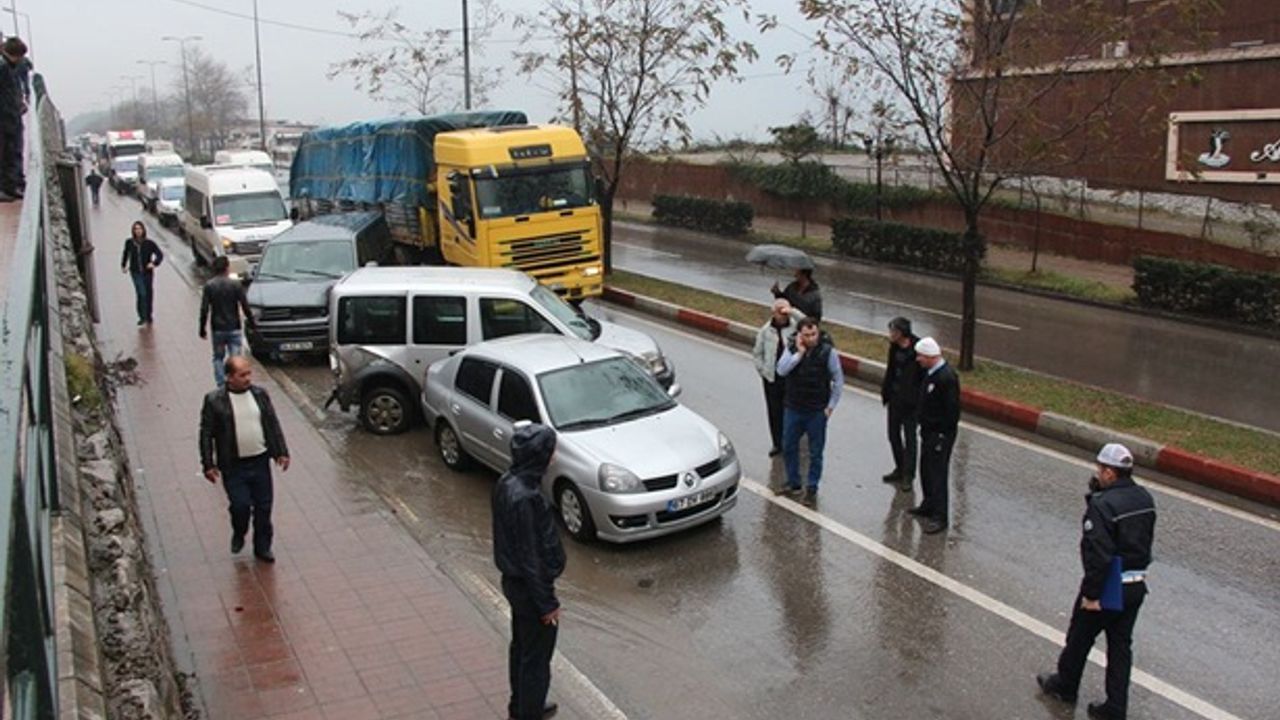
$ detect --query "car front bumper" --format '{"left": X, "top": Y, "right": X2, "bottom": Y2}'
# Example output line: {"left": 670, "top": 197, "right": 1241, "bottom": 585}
{"left": 583, "top": 458, "right": 741, "bottom": 543}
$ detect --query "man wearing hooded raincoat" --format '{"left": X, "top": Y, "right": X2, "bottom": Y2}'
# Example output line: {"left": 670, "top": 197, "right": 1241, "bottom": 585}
{"left": 493, "top": 423, "right": 566, "bottom": 720}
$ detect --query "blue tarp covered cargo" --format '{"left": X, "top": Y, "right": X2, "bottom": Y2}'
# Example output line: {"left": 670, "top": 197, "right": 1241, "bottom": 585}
{"left": 289, "top": 111, "right": 528, "bottom": 207}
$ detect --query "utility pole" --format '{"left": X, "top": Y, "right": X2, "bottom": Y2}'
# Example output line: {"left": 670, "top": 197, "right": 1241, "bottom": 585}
{"left": 462, "top": 0, "right": 472, "bottom": 110}
{"left": 7, "top": 1, "right": 16, "bottom": 38}
{"left": 163, "top": 35, "right": 201, "bottom": 158}
{"left": 137, "top": 60, "right": 166, "bottom": 129}
{"left": 120, "top": 75, "right": 143, "bottom": 124}
{"left": 252, "top": 0, "right": 267, "bottom": 151}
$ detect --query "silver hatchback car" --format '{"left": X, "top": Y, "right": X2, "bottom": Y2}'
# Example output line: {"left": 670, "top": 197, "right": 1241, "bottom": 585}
{"left": 421, "top": 335, "right": 740, "bottom": 543}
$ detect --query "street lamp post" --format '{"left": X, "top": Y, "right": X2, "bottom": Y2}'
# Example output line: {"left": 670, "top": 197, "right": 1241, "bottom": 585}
{"left": 862, "top": 131, "right": 896, "bottom": 221}
{"left": 252, "top": 0, "right": 267, "bottom": 151}
{"left": 8, "top": 8, "right": 31, "bottom": 57}
{"left": 120, "top": 75, "right": 143, "bottom": 126}
{"left": 462, "top": 0, "right": 471, "bottom": 110}
{"left": 137, "top": 60, "right": 167, "bottom": 130}
{"left": 162, "top": 35, "right": 201, "bottom": 158}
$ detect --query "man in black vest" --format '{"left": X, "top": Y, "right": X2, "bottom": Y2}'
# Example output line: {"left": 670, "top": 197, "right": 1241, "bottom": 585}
{"left": 1038, "top": 443, "right": 1156, "bottom": 720}
{"left": 776, "top": 317, "right": 844, "bottom": 506}
{"left": 910, "top": 337, "right": 960, "bottom": 534}
{"left": 880, "top": 317, "right": 922, "bottom": 492}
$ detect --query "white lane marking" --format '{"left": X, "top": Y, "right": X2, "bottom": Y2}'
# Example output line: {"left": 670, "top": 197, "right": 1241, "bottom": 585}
{"left": 614, "top": 241, "right": 683, "bottom": 260}
{"left": 603, "top": 306, "right": 1280, "bottom": 532}
{"left": 846, "top": 290, "right": 1022, "bottom": 332}
{"left": 454, "top": 568, "right": 629, "bottom": 720}
{"left": 739, "top": 478, "right": 1244, "bottom": 720}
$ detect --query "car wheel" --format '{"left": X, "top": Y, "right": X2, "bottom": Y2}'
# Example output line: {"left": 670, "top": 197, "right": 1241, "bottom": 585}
{"left": 435, "top": 422, "right": 471, "bottom": 471}
{"left": 250, "top": 344, "right": 275, "bottom": 363}
{"left": 556, "top": 481, "right": 596, "bottom": 542}
{"left": 361, "top": 385, "right": 411, "bottom": 435}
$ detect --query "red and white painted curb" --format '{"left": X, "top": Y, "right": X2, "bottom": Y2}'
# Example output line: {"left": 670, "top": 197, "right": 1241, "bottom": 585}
{"left": 604, "top": 286, "right": 1280, "bottom": 507}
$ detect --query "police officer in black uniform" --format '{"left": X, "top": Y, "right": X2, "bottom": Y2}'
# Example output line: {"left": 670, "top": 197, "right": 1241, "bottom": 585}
{"left": 1038, "top": 443, "right": 1156, "bottom": 720}
{"left": 909, "top": 337, "right": 960, "bottom": 534}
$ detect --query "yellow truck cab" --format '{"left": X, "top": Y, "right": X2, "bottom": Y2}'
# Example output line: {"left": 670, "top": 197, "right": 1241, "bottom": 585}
{"left": 435, "top": 126, "right": 604, "bottom": 301}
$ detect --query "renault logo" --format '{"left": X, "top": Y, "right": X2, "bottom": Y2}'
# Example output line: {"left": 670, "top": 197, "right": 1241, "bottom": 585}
{"left": 683, "top": 472, "right": 697, "bottom": 488}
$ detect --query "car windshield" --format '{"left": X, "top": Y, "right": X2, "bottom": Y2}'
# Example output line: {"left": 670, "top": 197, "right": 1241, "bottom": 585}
{"left": 213, "top": 191, "right": 287, "bottom": 226}
{"left": 113, "top": 158, "right": 138, "bottom": 172}
{"left": 257, "top": 239, "right": 354, "bottom": 280}
{"left": 474, "top": 163, "right": 593, "bottom": 219}
{"left": 530, "top": 284, "right": 595, "bottom": 340}
{"left": 148, "top": 165, "right": 183, "bottom": 179}
{"left": 160, "top": 184, "right": 184, "bottom": 201}
{"left": 538, "top": 357, "right": 674, "bottom": 431}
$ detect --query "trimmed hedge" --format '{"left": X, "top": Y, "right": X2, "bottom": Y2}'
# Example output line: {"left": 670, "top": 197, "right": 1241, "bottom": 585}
{"left": 1133, "top": 256, "right": 1280, "bottom": 326}
{"left": 832, "top": 216, "right": 976, "bottom": 275}
{"left": 652, "top": 194, "right": 754, "bottom": 236}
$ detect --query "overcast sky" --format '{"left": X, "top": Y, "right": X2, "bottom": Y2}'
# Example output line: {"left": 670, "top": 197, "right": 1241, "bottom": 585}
{"left": 28, "top": 0, "right": 837, "bottom": 143}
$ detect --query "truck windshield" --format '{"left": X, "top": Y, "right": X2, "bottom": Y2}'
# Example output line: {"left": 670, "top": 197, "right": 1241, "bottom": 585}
{"left": 111, "top": 143, "right": 146, "bottom": 157}
{"left": 113, "top": 158, "right": 138, "bottom": 172}
{"left": 148, "top": 165, "right": 184, "bottom": 180}
{"left": 161, "top": 185, "right": 184, "bottom": 201}
{"left": 257, "top": 239, "right": 354, "bottom": 280}
{"left": 474, "top": 163, "right": 593, "bottom": 220}
{"left": 213, "top": 192, "right": 287, "bottom": 226}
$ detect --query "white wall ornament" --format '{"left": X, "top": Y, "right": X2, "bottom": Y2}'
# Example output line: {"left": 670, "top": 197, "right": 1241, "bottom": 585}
{"left": 1251, "top": 138, "right": 1280, "bottom": 163}
{"left": 1166, "top": 109, "right": 1280, "bottom": 184}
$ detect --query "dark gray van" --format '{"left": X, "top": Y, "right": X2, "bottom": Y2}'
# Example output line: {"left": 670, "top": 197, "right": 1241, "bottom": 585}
{"left": 246, "top": 212, "right": 395, "bottom": 359}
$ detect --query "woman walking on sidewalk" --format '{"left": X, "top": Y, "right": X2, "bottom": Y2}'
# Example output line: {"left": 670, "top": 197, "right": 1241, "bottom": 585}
{"left": 121, "top": 220, "right": 163, "bottom": 326}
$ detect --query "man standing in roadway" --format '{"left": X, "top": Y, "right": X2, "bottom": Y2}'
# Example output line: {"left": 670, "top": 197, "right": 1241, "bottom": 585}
{"left": 909, "top": 337, "right": 959, "bottom": 534}
{"left": 776, "top": 317, "right": 844, "bottom": 506}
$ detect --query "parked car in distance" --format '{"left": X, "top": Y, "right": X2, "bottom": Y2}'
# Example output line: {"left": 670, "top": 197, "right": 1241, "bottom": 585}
{"left": 179, "top": 164, "right": 292, "bottom": 279}
{"left": 422, "top": 334, "right": 739, "bottom": 543}
{"left": 246, "top": 212, "right": 395, "bottom": 360}
{"left": 327, "top": 266, "right": 677, "bottom": 435}
{"left": 137, "top": 152, "right": 185, "bottom": 212}
{"left": 154, "top": 177, "right": 185, "bottom": 227}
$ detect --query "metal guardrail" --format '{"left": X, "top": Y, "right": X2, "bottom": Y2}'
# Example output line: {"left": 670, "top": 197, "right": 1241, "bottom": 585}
{"left": 0, "top": 73, "right": 61, "bottom": 719}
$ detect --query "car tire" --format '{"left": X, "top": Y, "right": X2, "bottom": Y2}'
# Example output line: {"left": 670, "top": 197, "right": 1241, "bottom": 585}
{"left": 250, "top": 344, "right": 275, "bottom": 363}
{"left": 360, "top": 385, "right": 411, "bottom": 435}
{"left": 435, "top": 422, "right": 471, "bottom": 471}
{"left": 555, "top": 480, "right": 596, "bottom": 543}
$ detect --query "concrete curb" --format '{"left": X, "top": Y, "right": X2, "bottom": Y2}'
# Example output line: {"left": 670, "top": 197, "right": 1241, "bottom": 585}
{"left": 603, "top": 286, "right": 1280, "bottom": 508}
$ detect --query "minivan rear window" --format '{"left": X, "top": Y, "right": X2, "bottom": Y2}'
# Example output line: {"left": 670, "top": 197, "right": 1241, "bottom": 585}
{"left": 337, "top": 296, "right": 405, "bottom": 345}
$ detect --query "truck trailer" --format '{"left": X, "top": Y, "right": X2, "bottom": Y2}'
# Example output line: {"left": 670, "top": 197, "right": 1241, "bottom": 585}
{"left": 289, "top": 111, "right": 604, "bottom": 300}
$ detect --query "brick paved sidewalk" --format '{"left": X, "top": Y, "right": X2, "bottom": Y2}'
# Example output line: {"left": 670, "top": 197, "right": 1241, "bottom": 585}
{"left": 89, "top": 222, "right": 566, "bottom": 719}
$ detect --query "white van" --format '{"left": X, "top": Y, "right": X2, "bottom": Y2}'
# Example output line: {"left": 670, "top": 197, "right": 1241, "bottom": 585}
{"left": 213, "top": 149, "right": 275, "bottom": 175}
{"left": 137, "top": 152, "right": 185, "bottom": 211}
{"left": 179, "top": 165, "right": 292, "bottom": 279}
{"left": 154, "top": 177, "right": 185, "bottom": 227}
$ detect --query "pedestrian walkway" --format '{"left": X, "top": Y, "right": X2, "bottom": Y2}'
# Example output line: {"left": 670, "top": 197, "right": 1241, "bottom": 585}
{"left": 90, "top": 210, "right": 572, "bottom": 719}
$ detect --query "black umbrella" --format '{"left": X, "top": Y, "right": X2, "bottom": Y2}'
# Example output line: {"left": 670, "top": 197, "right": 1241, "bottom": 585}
{"left": 745, "top": 244, "right": 815, "bottom": 271}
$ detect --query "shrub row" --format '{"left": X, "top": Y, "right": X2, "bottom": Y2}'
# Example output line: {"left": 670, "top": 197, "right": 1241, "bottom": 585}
{"left": 831, "top": 216, "right": 975, "bottom": 275}
{"left": 1132, "top": 256, "right": 1280, "bottom": 326}
{"left": 651, "top": 194, "right": 754, "bottom": 236}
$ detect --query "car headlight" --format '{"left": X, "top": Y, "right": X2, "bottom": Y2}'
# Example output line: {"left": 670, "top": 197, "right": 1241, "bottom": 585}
{"left": 718, "top": 432, "right": 736, "bottom": 464}
{"left": 598, "top": 463, "right": 644, "bottom": 494}
{"left": 642, "top": 351, "right": 668, "bottom": 376}
{"left": 248, "top": 305, "right": 263, "bottom": 320}
{"left": 221, "top": 236, "right": 234, "bottom": 249}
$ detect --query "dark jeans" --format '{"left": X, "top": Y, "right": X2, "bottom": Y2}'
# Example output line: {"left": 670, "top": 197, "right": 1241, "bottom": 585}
{"left": 1055, "top": 590, "right": 1145, "bottom": 717}
{"left": 130, "top": 270, "right": 155, "bottom": 323}
{"left": 783, "top": 407, "right": 828, "bottom": 490}
{"left": 762, "top": 378, "right": 786, "bottom": 450}
{"left": 887, "top": 402, "right": 918, "bottom": 480}
{"left": 0, "top": 117, "right": 21, "bottom": 193}
{"left": 502, "top": 576, "right": 557, "bottom": 720}
{"left": 918, "top": 430, "right": 955, "bottom": 522}
{"left": 223, "top": 453, "right": 274, "bottom": 555}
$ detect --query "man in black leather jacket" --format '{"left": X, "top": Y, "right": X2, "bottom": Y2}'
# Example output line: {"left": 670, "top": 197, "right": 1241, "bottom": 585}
{"left": 199, "top": 356, "right": 290, "bottom": 562}
{"left": 1038, "top": 443, "right": 1156, "bottom": 720}
{"left": 493, "top": 423, "right": 565, "bottom": 720}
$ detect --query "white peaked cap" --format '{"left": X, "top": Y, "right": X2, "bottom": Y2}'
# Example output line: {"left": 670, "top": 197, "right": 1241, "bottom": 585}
{"left": 914, "top": 337, "right": 942, "bottom": 357}
{"left": 1096, "top": 443, "right": 1134, "bottom": 469}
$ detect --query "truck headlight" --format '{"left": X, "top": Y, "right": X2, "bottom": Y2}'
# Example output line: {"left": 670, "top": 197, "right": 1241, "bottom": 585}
{"left": 718, "top": 432, "right": 736, "bottom": 465}
{"left": 599, "top": 463, "right": 643, "bottom": 494}
{"left": 221, "top": 236, "right": 234, "bottom": 249}
{"left": 584, "top": 266, "right": 602, "bottom": 277}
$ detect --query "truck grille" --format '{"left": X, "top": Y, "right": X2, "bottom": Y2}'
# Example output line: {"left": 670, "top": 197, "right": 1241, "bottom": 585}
{"left": 233, "top": 239, "right": 267, "bottom": 256}
{"left": 500, "top": 232, "right": 595, "bottom": 272}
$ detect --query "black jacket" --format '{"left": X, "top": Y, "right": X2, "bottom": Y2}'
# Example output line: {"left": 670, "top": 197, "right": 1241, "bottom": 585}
{"left": 0, "top": 59, "right": 21, "bottom": 122}
{"left": 774, "top": 280, "right": 823, "bottom": 321}
{"left": 881, "top": 336, "right": 923, "bottom": 408}
{"left": 917, "top": 362, "right": 961, "bottom": 436}
{"left": 492, "top": 424, "right": 566, "bottom": 616}
{"left": 201, "top": 275, "right": 254, "bottom": 334}
{"left": 1079, "top": 476, "right": 1156, "bottom": 601}
{"left": 199, "top": 385, "right": 289, "bottom": 475}
{"left": 85, "top": 173, "right": 104, "bottom": 189}
{"left": 782, "top": 331, "right": 836, "bottom": 412}
{"left": 121, "top": 238, "right": 164, "bottom": 274}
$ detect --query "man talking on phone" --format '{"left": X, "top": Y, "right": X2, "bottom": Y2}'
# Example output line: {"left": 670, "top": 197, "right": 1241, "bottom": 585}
{"left": 776, "top": 317, "right": 844, "bottom": 506}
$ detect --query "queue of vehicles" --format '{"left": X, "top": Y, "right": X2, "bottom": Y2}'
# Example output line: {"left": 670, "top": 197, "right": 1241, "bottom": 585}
{"left": 92, "top": 111, "right": 732, "bottom": 543}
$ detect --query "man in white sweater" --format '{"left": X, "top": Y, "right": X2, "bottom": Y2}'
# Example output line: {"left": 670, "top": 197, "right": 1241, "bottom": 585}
{"left": 752, "top": 299, "right": 805, "bottom": 457}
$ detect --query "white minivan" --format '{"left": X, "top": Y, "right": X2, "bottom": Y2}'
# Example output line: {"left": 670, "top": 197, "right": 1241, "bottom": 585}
{"left": 213, "top": 149, "right": 275, "bottom": 175}
{"left": 179, "top": 165, "right": 292, "bottom": 279}
{"left": 137, "top": 152, "right": 185, "bottom": 212}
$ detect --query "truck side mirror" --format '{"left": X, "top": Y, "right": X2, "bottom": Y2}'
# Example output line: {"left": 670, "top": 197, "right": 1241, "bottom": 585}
{"left": 200, "top": 215, "right": 212, "bottom": 229}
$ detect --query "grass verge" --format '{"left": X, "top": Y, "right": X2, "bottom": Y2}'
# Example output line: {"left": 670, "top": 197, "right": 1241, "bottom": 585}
{"left": 608, "top": 270, "right": 1280, "bottom": 477}
{"left": 65, "top": 353, "right": 103, "bottom": 412}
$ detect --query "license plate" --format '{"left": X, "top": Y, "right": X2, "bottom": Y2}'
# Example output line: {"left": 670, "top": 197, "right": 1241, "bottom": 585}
{"left": 279, "top": 341, "right": 314, "bottom": 351}
{"left": 667, "top": 489, "right": 716, "bottom": 513}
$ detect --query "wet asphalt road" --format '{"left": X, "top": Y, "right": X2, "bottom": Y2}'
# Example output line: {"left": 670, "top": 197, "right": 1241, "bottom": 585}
{"left": 612, "top": 222, "right": 1280, "bottom": 433}
{"left": 89, "top": 188, "right": 1280, "bottom": 720}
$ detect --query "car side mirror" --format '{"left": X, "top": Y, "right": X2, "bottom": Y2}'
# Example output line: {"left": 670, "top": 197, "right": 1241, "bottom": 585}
{"left": 200, "top": 215, "right": 212, "bottom": 229}
{"left": 667, "top": 383, "right": 682, "bottom": 399}
{"left": 289, "top": 207, "right": 299, "bottom": 221}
